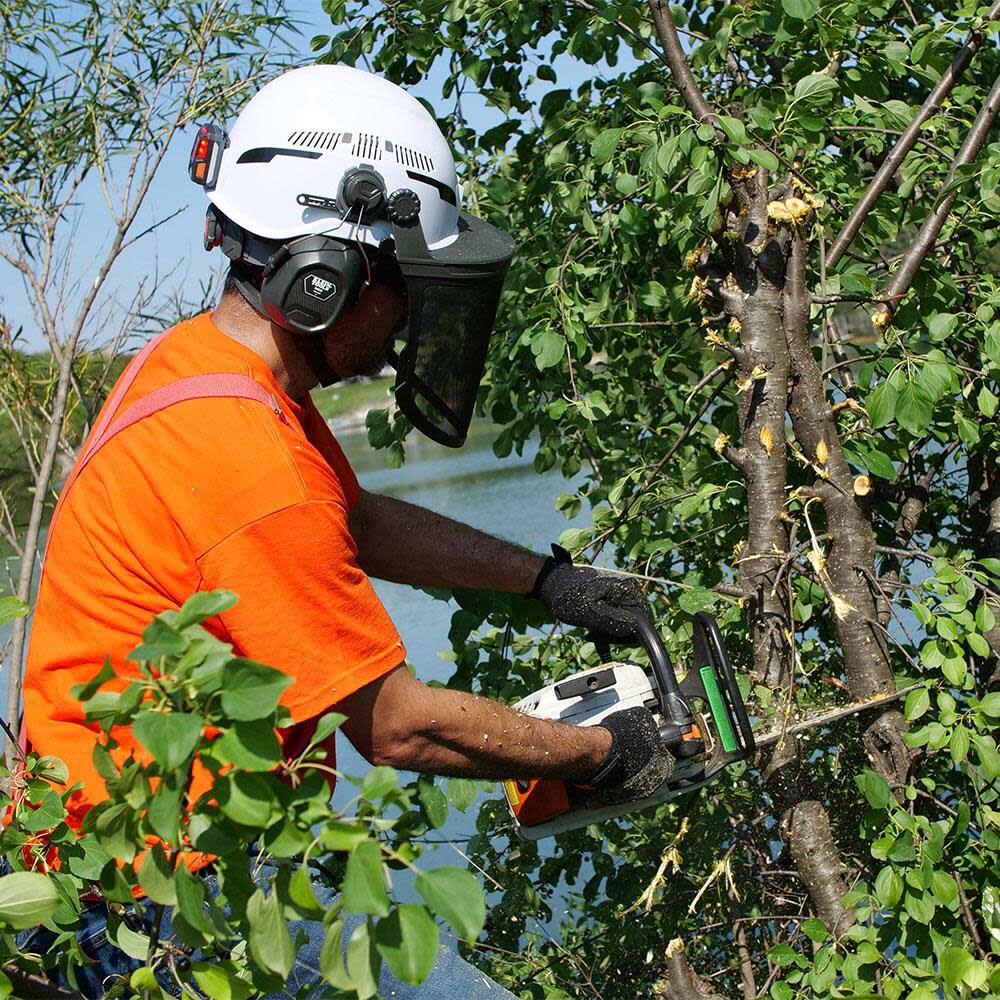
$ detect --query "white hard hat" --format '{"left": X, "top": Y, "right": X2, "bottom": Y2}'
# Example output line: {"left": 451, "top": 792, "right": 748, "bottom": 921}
{"left": 207, "top": 64, "right": 461, "bottom": 251}
{"left": 190, "top": 64, "right": 514, "bottom": 448}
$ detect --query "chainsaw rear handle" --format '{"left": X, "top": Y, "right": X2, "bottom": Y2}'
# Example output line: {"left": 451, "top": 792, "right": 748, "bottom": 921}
{"left": 691, "top": 612, "right": 756, "bottom": 756}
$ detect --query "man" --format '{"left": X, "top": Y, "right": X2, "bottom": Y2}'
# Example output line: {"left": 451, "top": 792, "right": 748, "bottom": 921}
{"left": 23, "top": 64, "right": 671, "bottom": 997}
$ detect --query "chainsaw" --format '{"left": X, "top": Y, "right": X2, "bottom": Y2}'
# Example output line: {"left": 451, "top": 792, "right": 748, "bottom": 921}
{"left": 502, "top": 612, "right": 921, "bottom": 840}
{"left": 503, "top": 611, "right": 755, "bottom": 840}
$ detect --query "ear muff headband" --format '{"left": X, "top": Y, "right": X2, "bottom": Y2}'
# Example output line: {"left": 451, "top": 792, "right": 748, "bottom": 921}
{"left": 259, "top": 235, "right": 368, "bottom": 337}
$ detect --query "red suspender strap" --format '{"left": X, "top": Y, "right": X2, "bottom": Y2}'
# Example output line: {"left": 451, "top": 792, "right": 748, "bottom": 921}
{"left": 67, "top": 373, "right": 288, "bottom": 486}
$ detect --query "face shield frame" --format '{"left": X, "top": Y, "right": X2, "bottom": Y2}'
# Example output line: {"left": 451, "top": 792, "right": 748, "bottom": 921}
{"left": 386, "top": 191, "right": 515, "bottom": 448}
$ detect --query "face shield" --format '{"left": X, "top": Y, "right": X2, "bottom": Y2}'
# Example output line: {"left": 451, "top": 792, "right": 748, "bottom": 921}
{"left": 386, "top": 190, "right": 514, "bottom": 448}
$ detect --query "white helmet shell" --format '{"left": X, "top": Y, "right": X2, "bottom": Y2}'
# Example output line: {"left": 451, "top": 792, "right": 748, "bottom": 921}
{"left": 207, "top": 64, "right": 461, "bottom": 251}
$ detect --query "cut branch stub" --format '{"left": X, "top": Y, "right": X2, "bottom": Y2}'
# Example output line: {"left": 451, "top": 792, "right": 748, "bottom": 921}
{"left": 656, "top": 938, "right": 731, "bottom": 1000}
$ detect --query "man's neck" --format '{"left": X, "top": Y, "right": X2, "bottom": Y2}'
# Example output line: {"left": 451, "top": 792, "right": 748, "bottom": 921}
{"left": 212, "top": 291, "right": 319, "bottom": 402}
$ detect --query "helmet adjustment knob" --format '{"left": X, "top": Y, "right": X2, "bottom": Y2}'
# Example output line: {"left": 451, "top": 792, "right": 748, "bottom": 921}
{"left": 339, "top": 165, "right": 386, "bottom": 217}
{"left": 387, "top": 188, "right": 421, "bottom": 226}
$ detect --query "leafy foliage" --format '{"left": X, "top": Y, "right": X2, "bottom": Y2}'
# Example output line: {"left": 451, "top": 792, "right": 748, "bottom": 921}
{"left": 0, "top": 591, "right": 486, "bottom": 998}
{"left": 311, "top": 1, "right": 1000, "bottom": 997}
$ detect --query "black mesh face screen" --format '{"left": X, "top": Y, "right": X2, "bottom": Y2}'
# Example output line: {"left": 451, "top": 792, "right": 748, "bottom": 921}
{"left": 394, "top": 276, "right": 505, "bottom": 446}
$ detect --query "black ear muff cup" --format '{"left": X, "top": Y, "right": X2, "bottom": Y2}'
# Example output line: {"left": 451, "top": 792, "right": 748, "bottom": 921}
{"left": 259, "top": 236, "right": 368, "bottom": 336}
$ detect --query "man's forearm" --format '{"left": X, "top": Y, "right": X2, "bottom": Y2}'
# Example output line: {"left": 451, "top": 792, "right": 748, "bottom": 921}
{"left": 340, "top": 665, "right": 612, "bottom": 781}
{"left": 348, "top": 489, "right": 545, "bottom": 594}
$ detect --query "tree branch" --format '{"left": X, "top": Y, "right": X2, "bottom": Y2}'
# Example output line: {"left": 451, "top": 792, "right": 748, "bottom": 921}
{"left": 646, "top": 0, "right": 717, "bottom": 123}
{"left": 876, "top": 70, "right": 1000, "bottom": 323}
{"left": 827, "top": 0, "right": 1000, "bottom": 269}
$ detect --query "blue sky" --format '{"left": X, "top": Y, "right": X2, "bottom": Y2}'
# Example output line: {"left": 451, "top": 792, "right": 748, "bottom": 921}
{"left": 1, "top": 2, "right": 630, "bottom": 353}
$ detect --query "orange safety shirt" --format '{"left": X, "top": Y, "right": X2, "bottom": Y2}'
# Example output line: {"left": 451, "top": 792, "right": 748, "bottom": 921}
{"left": 23, "top": 311, "right": 406, "bottom": 829}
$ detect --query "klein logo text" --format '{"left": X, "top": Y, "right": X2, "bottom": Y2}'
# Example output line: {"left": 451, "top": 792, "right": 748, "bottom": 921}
{"left": 304, "top": 274, "right": 338, "bottom": 301}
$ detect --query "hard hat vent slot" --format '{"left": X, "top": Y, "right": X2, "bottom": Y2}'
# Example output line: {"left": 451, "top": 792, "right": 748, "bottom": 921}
{"left": 288, "top": 131, "right": 341, "bottom": 150}
{"left": 351, "top": 133, "right": 383, "bottom": 160}
{"left": 394, "top": 144, "right": 434, "bottom": 173}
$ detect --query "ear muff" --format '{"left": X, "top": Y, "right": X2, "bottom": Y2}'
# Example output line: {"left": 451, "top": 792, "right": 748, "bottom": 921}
{"left": 259, "top": 236, "right": 368, "bottom": 336}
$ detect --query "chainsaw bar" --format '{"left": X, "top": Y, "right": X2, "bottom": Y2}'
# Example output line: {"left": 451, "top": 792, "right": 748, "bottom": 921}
{"left": 752, "top": 682, "right": 923, "bottom": 749}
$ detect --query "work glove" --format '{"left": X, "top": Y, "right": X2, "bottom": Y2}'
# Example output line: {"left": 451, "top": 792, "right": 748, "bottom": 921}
{"left": 578, "top": 706, "right": 674, "bottom": 807}
{"left": 530, "top": 544, "right": 652, "bottom": 641}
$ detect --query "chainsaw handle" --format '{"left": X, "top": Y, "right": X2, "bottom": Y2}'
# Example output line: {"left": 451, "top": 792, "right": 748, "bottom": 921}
{"left": 692, "top": 612, "right": 756, "bottom": 756}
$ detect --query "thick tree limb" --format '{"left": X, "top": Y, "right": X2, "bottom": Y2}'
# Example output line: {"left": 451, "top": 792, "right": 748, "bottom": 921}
{"left": 876, "top": 71, "right": 1000, "bottom": 323}
{"left": 968, "top": 444, "right": 1000, "bottom": 690}
{"left": 656, "top": 938, "right": 730, "bottom": 999}
{"left": 783, "top": 230, "right": 911, "bottom": 789}
{"left": 764, "top": 737, "right": 856, "bottom": 937}
{"left": 647, "top": 0, "right": 717, "bottom": 123}
{"left": 827, "top": 1, "right": 1000, "bottom": 269}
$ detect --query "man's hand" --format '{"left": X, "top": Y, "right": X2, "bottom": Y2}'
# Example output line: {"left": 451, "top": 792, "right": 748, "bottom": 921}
{"left": 530, "top": 545, "right": 651, "bottom": 640}
{"left": 577, "top": 707, "right": 674, "bottom": 806}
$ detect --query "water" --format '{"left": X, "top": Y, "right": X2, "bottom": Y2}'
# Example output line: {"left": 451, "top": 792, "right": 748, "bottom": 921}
{"left": 330, "top": 420, "right": 585, "bottom": 890}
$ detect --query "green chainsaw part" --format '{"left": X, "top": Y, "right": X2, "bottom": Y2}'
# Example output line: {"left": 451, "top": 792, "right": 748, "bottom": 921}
{"left": 699, "top": 664, "right": 737, "bottom": 753}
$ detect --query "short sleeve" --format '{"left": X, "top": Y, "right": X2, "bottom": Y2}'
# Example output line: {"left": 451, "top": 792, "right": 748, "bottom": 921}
{"left": 196, "top": 500, "right": 405, "bottom": 721}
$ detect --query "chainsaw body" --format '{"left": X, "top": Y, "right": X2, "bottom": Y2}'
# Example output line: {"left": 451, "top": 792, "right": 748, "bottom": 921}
{"left": 503, "top": 612, "right": 755, "bottom": 839}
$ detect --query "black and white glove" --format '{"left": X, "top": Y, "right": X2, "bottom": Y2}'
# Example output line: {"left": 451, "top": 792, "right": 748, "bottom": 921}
{"left": 530, "top": 544, "right": 652, "bottom": 641}
{"left": 578, "top": 707, "right": 674, "bottom": 806}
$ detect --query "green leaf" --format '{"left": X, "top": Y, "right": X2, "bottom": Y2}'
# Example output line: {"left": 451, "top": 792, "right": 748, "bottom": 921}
{"left": 904, "top": 687, "right": 930, "bottom": 721}
{"left": 874, "top": 866, "right": 903, "bottom": 907}
{"left": 940, "top": 946, "right": 974, "bottom": 989}
{"left": 220, "top": 660, "right": 293, "bottom": 721}
{"left": 320, "top": 920, "right": 353, "bottom": 991}
{"left": 361, "top": 766, "right": 398, "bottom": 800}
{"left": 128, "top": 616, "right": 188, "bottom": 661}
{"left": 857, "top": 769, "right": 891, "bottom": 810}
{"left": 417, "top": 779, "right": 449, "bottom": 829}
{"left": 346, "top": 919, "right": 380, "bottom": 1000}
{"left": 800, "top": 917, "right": 828, "bottom": 942}
{"left": 445, "top": 778, "right": 478, "bottom": 812}
{"left": 793, "top": 73, "right": 838, "bottom": 103}
{"left": 288, "top": 866, "right": 324, "bottom": 918}
{"left": 967, "top": 632, "right": 990, "bottom": 657}
{"left": 0, "top": 872, "right": 61, "bottom": 929}
{"left": 303, "top": 711, "right": 346, "bottom": 755}
{"left": 867, "top": 381, "right": 897, "bottom": 427}
{"left": 321, "top": 820, "right": 372, "bottom": 853}
{"left": 976, "top": 385, "right": 1000, "bottom": 420}
{"left": 979, "top": 692, "right": 1000, "bottom": 717}
{"left": 138, "top": 843, "right": 177, "bottom": 905}
{"left": 213, "top": 720, "right": 281, "bottom": 771}
{"left": 950, "top": 726, "right": 970, "bottom": 764}
{"left": 172, "top": 590, "right": 238, "bottom": 629}
{"left": 108, "top": 920, "right": 150, "bottom": 960}
{"left": 591, "top": 128, "right": 622, "bottom": 165}
{"left": 341, "top": 840, "right": 390, "bottom": 917}
{"left": 717, "top": 116, "right": 747, "bottom": 144}
{"left": 132, "top": 712, "right": 204, "bottom": 771}
{"left": 0, "top": 596, "right": 28, "bottom": 628}
{"left": 783, "top": 0, "right": 818, "bottom": 18}
{"left": 71, "top": 658, "right": 116, "bottom": 702}
{"left": 375, "top": 904, "right": 439, "bottom": 985}
{"left": 174, "top": 863, "right": 214, "bottom": 937}
{"left": 217, "top": 772, "right": 276, "bottom": 828}
{"left": 747, "top": 147, "right": 780, "bottom": 171}
{"left": 191, "top": 962, "right": 253, "bottom": 1000}
{"left": 247, "top": 888, "right": 295, "bottom": 979}
{"left": 894, "top": 381, "right": 934, "bottom": 435}
{"left": 414, "top": 867, "right": 486, "bottom": 941}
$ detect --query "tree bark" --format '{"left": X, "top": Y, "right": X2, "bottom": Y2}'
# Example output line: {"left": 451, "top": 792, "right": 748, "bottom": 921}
{"left": 656, "top": 938, "right": 731, "bottom": 1000}
{"left": 968, "top": 446, "right": 1000, "bottom": 691}
{"left": 826, "top": 0, "right": 1000, "bottom": 269}
{"left": 765, "top": 737, "right": 856, "bottom": 936}
{"left": 783, "top": 231, "right": 911, "bottom": 789}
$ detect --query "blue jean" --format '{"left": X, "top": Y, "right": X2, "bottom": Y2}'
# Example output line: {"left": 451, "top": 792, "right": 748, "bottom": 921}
{"left": 18, "top": 869, "right": 516, "bottom": 999}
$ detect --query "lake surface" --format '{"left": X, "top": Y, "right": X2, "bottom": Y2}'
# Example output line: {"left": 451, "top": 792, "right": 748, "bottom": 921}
{"left": 331, "top": 420, "right": 586, "bottom": 893}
